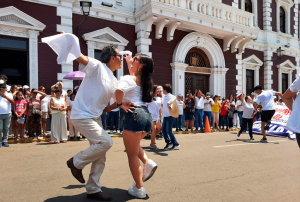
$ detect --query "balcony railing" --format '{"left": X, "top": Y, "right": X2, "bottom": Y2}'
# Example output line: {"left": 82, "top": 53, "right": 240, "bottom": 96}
{"left": 140, "top": 0, "right": 254, "bottom": 28}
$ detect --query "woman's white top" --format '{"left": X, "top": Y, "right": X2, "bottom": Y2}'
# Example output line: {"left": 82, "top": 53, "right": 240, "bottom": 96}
{"left": 67, "top": 100, "right": 73, "bottom": 117}
{"left": 242, "top": 101, "right": 254, "bottom": 119}
{"left": 236, "top": 100, "right": 244, "bottom": 111}
{"left": 177, "top": 100, "right": 184, "bottom": 115}
{"left": 286, "top": 75, "right": 300, "bottom": 133}
{"left": 0, "top": 92, "right": 13, "bottom": 114}
{"left": 147, "top": 98, "right": 161, "bottom": 121}
{"left": 117, "top": 75, "right": 145, "bottom": 106}
{"left": 41, "top": 96, "right": 49, "bottom": 112}
{"left": 51, "top": 97, "right": 66, "bottom": 115}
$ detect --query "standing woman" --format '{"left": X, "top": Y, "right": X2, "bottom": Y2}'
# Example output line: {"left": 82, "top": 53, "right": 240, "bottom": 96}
{"left": 228, "top": 95, "right": 235, "bottom": 129}
{"left": 146, "top": 85, "right": 162, "bottom": 150}
{"left": 211, "top": 95, "right": 221, "bottom": 129}
{"left": 237, "top": 94, "right": 258, "bottom": 140}
{"left": 116, "top": 54, "right": 157, "bottom": 198}
{"left": 10, "top": 85, "right": 19, "bottom": 138}
{"left": 49, "top": 89, "right": 68, "bottom": 143}
{"left": 27, "top": 89, "right": 46, "bottom": 139}
{"left": 233, "top": 96, "right": 240, "bottom": 129}
{"left": 184, "top": 93, "right": 195, "bottom": 131}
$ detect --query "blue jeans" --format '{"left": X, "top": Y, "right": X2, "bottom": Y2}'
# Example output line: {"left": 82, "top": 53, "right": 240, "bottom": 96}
{"left": 203, "top": 111, "right": 212, "bottom": 127}
{"left": 101, "top": 113, "right": 107, "bottom": 130}
{"left": 162, "top": 116, "right": 178, "bottom": 145}
{"left": 175, "top": 115, "right": 183, "bottom": 130}
{"left": 195, "top": 109, "right": 204, "bottom": 130}
{"left": 0, "top": 113, "right": 11, "bottom": 143}
{"left": 238, "top": 111, "right": 243, "bottom": 128}
{"left": 221, "top": 115, "right": 228, "bottom": 128}
{"left": 109, "top": 111, "right": 119, "bottom": 131}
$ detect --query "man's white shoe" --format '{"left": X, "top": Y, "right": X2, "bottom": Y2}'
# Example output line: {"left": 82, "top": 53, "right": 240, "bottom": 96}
{"left": 128, "top": 184, "right": 146, "bottom": 199}
{"left": 142, "top": 159, "right": 158, "bottom": 182}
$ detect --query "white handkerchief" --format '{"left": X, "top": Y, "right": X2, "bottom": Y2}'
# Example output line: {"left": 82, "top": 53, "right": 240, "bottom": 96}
{"left": 42, "top": 33, "right": 81, "bottom": 64}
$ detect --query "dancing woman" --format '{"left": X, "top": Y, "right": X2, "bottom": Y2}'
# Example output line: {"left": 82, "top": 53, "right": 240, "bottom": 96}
{"left": 115, "top": 54, "right": 157, "bottom": 198}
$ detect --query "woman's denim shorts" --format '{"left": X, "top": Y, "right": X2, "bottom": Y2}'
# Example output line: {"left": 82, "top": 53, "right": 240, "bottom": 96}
{"left": 122, "top": 106, "right": 152, "bottom": 133}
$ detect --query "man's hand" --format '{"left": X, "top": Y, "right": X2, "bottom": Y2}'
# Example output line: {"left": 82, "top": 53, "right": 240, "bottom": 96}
{"left": 167, "top": 104, "right": 171, "bottom": 109}
{"left": 121, "top": 102, "right": 135, "bottom": 113}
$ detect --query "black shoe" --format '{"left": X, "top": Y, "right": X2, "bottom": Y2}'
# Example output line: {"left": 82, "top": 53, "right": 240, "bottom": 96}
{"left": 164, "top": 143, "right": 173, "bottom": 150}
{"left": 250, "top": 137, "right": 254, "bottom": 140}
{"left": 237, "top": 131, "right": 241, "bottom": 137}
{"left": 179, "top": 128, "right": 183, "bottom": 131}
{"left": 200, "top": 130, "right": 204, "bottom": 133}
{"left": 66, "top": 157, "right": 85, "bottom": 184}
{"left": 2, "top": 142, "right": 9, "bottom": 147}
{"left": 264, "top": 121, "right": 271, "bottom": 130}
{"left": 144, "top": 134, "right": 151, "bottom": 140}
{"left": 171, "top": 144, "right": 180, "bottom": 150}
{"left": 260, "top": 138, "right": 268, "bottom": 143}
{"left": 226, "top": 128, "right": 229, "bottom": 131}
{"left": 175, "top": 129, "right": 179, "bottom": 132}
{"left": 70, "top": 137, "right": 75, "bottom": 140}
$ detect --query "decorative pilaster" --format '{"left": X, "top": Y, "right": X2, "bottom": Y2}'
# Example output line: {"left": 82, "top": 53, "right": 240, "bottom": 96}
{"left": 170, "top": 63, "right": 188, "bottom": 96}
{"left": 263, "top": 0, "right": 272, "bottom": 31}
{"left": 296, "top": 56, "right": 300, "bottom": 74}
{"left": 235, "top": 54, "right": 243, "bottom": 92}
{"left": 28, "top": 30, "right": 39, "bottom": 89}
{"left": 294, "top": 1, "right": 299, "bottom": 38}
{"left": 135, "top": 19, "right": 156, "bottom": 58}
{"left": 210, "top": 68, "right": 229, "bottom": 97}
{"left": 264, "top": 50, "right": 273, "bottom": 90}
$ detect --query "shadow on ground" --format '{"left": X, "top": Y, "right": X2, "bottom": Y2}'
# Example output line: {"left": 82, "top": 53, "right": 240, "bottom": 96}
{"left": 44, "top": 187, "right": 149, "bottom": 202}
{"left": 226, "top": 139, "right": 282, "bottom": 144}
{"left": 142, "top": 147, "right": 169, "bottom": 157}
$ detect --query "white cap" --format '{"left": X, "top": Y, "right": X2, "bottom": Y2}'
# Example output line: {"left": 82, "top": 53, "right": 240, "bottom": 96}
{"left": 23, "top": 85, "right": 30, "bottom": 89}
{"left": 236, "top": 91, "right": 242, "bottom": 97}
{"left": 273, "top": 96, "right": 277, "bottom": 99}
{"left": 74, "top": 85, "right": 79, "bottom": 90}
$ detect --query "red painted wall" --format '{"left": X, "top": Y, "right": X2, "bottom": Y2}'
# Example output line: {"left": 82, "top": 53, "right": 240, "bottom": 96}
{"left": 271, "top": 0, "right": 277, "bottom": 32}
{"left": 72, "top": 14, "right": 136, "bottom": 77}
{"left": 257, "top": 0, "right": 264, "bottom": 30}
{"left": 0, "top": 0, "right": 60, "bottom": 93}
{"left": 149, "top": 25, "right": 190, "bottom": 86}
{"left": 222, "top": 0, "right": 233, "bottom": 6}
{"left": 290, "top": 4, "right": 295, "bottom": 36}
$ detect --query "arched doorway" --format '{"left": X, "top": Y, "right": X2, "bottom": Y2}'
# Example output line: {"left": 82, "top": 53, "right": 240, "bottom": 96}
{"left": 184, "top": 48, "right": 210, "bottom": 95}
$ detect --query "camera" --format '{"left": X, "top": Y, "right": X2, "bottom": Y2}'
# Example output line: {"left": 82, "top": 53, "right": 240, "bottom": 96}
{"left": 257, "top": 105, "right": 262, "bottom": 109}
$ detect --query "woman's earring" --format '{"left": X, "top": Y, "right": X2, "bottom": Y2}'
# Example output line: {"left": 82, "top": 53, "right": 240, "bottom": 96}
{"left": 138, "top": 68, "right": 141, "bottom": 72}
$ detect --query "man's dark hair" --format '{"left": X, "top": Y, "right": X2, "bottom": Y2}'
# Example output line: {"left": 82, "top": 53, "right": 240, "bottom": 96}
{"left": 0, "top": 75, "right": 7, "bottom": 81}
{"left": 38, "top": 86, "right": 44, "bottom": 90}
{"left": 163, "top": 84, "right": 172, "bottom": 93}
{"left": 100, "top": 45, "right": 117, "bottom": 63}
{"left": 254, "top": 85, "right": 262, "bottom": 91}
{"left": 67, "top": 90, "right": 72, "bottom": 93}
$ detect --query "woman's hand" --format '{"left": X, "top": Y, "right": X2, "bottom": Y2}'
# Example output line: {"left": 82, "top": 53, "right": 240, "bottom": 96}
{"left": 123, "top": 54, "right": 133, "bottom": 68}
{"left": 121, "top": 102, "right": 135, "bottom": 113}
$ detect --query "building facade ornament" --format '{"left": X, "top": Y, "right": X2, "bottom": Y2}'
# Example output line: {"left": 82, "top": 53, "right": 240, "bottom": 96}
{"left": 242, "top": 54, "right": 263, "bottom": 93}
{"left": 277, "top": 59, "right": 296, "bottom": 92}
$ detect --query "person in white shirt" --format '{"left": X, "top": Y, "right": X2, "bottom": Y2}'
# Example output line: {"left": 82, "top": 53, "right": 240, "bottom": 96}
{"left": 67, "top": 93, "right": 80, "bottom": 139}
{"left": 236, "top": 93, "right": 244, "bottom": 130}
{"left": 194, "top": 90, "right": 205, "bottom": 132}
{"left": 39, "top": 86, "right": 49, "bottom": 137}
{"left": 282, "top": 74, "right": 300, "bottom": 148}
{"left": 0, "top": 80, "right": 14, "bottom": 147}
{"left": 162, "top": 84, "right": 180, "bottom": 150}
{"left": 0, "top": 75, "right": 10, "bottom": 92}
{"left": 175, "top": 94, "right": 185, "bottom": 132}
{"left": 116, "top": 53, "right": 157, "bottom": 199}
{"left": 253, "top": 85, "right": 282, "bottom": 142}
{"left": 203, "top": 92, "right": 214, "bottom": 127}
{"left": 43, "top": 32, "right": 133, "bottom": 200}
{"left": 237, "top": 94, "right": 259, "bottom": 140}
{"left": 146, "top": 85, "right": 162, "bottom": 149}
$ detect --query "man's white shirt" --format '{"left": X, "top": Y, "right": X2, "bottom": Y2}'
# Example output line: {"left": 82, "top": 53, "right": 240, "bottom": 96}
{"left": 195, "top": 96, "right": 204, "bottom": 109}
{"left": 71, "top": 57, "right": 117, "bottom": 119}
{"left": 162, "top": 93, "right": 176, "bottom": 117}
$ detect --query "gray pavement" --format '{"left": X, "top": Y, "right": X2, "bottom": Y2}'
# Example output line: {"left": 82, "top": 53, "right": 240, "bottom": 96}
{"left": 1, "top": 131, "right": 300, "bottom": 202}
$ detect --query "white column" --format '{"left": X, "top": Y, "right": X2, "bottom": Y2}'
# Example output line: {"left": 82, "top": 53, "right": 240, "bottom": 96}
{"left": 87, "top": 41, "right": 95, "bottom": 58}
{"left": 263, "top": 0, "right": 272, "bottom": 31}
{"left": 57, "top": 5, "right": 73, "bottom": 91}
{"left": 210, "top": 68, "right": 228, "bottom": 97}
{"left": 135, "top": 21, "right": 153, "bottom": 57}
{"left": 28, "top": 30, "right": 39, "bottom": 89}
{"left": 294, "top": 2, "right": 298, "bottom": 38}
{"left": 264, "top": 49, "right": 273, "bottom": 90}
{"left": 296, "top": 56, "right": 300, "bottom": 74}
{"left": 236, "top": 54, "right": 243, "bottom": 92}
{"left": 254, "top": 66, "right": 260, "bottom": 87}
{"left": 278, "top": 68, "right": 282, "bottom": 93}
{"left": 288, "top": 70, "right": 293, "bottom": 86}
{"left": 242, "top": 65, "right": 247, "bottom": 94}
{"left": 117, "top": 45, "right": 125, "bottom": 79}
{"left": 170, "top": 63, "right": 188, "bottom": 96}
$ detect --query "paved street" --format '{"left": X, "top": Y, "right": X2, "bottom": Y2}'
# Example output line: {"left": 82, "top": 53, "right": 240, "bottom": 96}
{"left": 1, "top": 132, "right": 299, "bottom": 202}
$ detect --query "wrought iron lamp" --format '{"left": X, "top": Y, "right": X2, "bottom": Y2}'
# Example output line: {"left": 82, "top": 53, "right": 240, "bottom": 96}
{"left": 76, "top": 0, "right": 92, "bottom": 36}
{"left": 264, "top": 47, "right": 284, "bottom": 64}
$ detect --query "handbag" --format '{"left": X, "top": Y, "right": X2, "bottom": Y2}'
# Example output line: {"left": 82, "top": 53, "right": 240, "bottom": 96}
{"left": 227, "top": 110, "right": 234, "bottom": 119}
{"left": 30, "top": 98, "right": 42, "bottom": 116}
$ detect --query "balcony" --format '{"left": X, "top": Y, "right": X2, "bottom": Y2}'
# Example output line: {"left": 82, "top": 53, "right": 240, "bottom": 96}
{"left": 136, "top": 0, "right": 260, "bottom": 54}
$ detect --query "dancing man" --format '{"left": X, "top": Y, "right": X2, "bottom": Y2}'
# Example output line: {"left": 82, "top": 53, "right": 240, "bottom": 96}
{"left": 43, "top": 33, "right": 132, "bottom": 201}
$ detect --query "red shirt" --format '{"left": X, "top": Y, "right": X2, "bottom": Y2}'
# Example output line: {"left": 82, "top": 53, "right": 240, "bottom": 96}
{"left": 220, "top": 102, "right": 229, "bottom": 116}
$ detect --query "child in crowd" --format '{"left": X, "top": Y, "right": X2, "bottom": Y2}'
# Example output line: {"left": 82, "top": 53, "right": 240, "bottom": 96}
{"left": 13, "top": 91, "right": 27, "bottom": 141}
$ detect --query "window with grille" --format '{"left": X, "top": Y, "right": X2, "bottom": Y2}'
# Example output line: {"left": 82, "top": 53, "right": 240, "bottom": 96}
{"left": 185, "top": 76, "right": 193, "bottom": 96}
{"left": 185, "top": 52, "right": 206, "bottom": 67}
{"left": 280, "top": 7, "right": 286, "bottom": 33}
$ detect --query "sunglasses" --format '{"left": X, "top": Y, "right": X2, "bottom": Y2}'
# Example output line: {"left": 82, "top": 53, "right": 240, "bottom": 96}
{"left": 115, "top": 55, "right": 123, "bottom": 60}
{"left": 33, "top": 92, "right": 37, "bottom": 94}
{"left": 56, "top": 92, "right": 62, "bottom": 94}
{"left": 133, "top": 57, "right": 141, "bottom": 63}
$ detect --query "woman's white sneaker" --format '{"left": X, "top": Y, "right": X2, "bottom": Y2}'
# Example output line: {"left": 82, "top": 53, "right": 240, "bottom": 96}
{"left": 128, "top": 185, "right": 146, "bottom": 198}
{"left": 142, "top": 159, "right": 158, "bottom": 182}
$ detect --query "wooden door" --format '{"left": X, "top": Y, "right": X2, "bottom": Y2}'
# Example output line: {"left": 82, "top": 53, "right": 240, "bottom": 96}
{"left": 185, "top": 73, "right": 209, "bottom": 96}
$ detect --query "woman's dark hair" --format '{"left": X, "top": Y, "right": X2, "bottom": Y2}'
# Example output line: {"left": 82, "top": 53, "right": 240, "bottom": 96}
{"left": 213, "top": 95, "right": 218, "bottom": 101}
{"left": 70, "top": 93, "right": 76, "bottom": 101}
{"left": 253, "top": 85, "right": 262, "bottom": 91}
{"left": 162, "top": 83, "right": 172, "bottom": 93}
{"left": 11, "top": 85, "right": 16, "bottom": 93}
{"left": 100, "top": 45, "right": 117, "bottom": 63}
{"left": 228, "top": 95, "right": 233, "bottom": 100}
{"left": 152, "top": 85, "right": 158, "bottom": 101}
{"left": 31, "top": 88, "right": 36, "bottom": 93}
{"left": 139, "top": 54, "right": 154, "bottom": 102}
{"left": 14, "top": 91, "right": 23, "bottom": 101}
